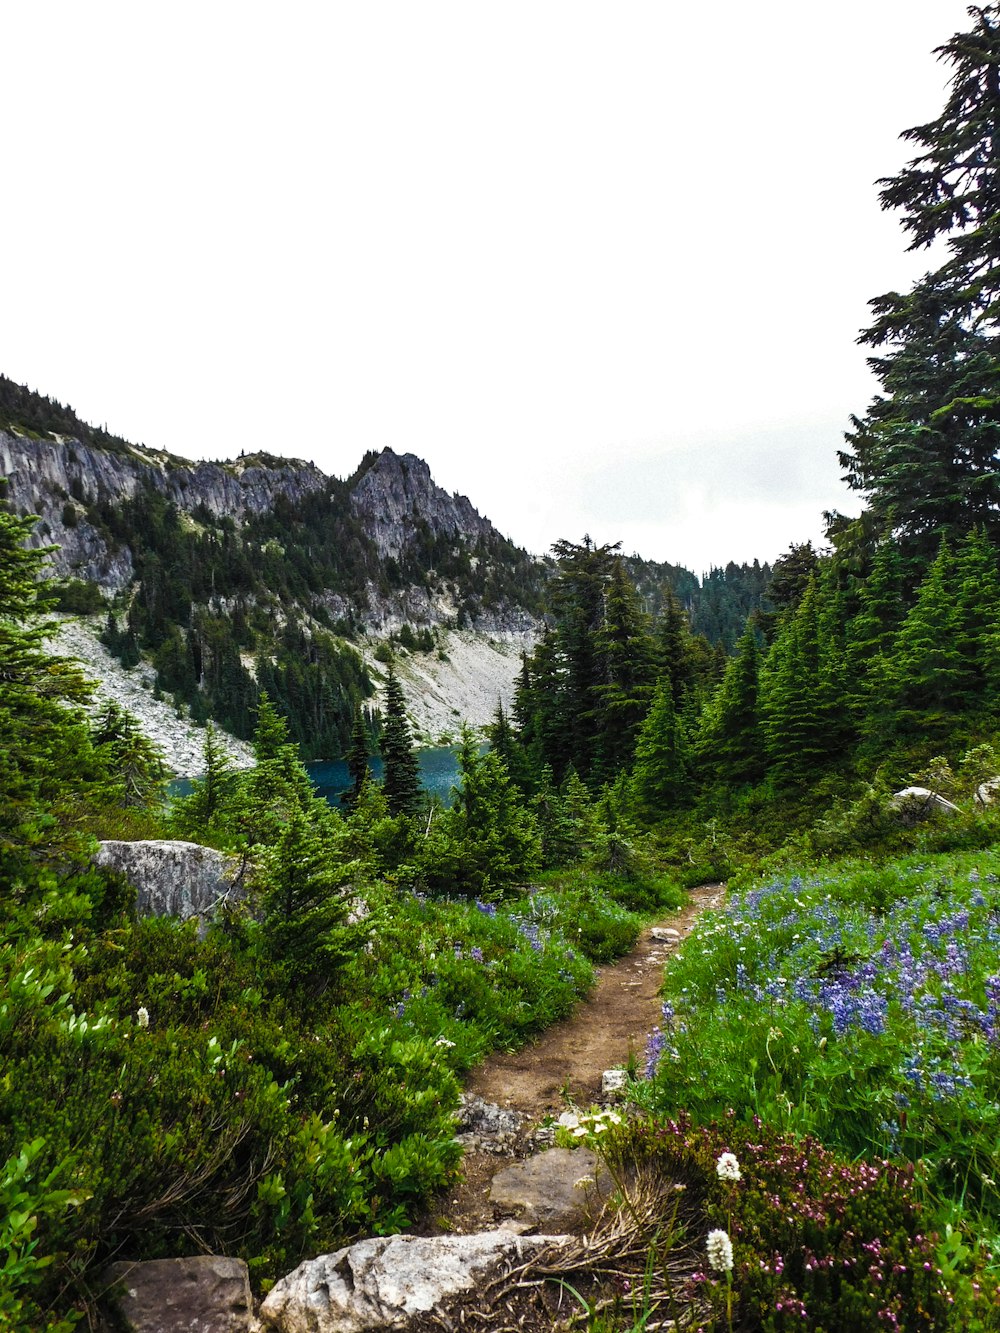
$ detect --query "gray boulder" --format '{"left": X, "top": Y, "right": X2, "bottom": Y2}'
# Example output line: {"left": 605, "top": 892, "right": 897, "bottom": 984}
{"left": 976, "top": 777, "right": 1000, "bottom": 807}
{"left": 258, "top": 1231, "right": 566, "bottom": 1332}
{"left": 95, "top": 840, "right": 245, "bottom": 927}
{"left": 890, "top": 787, "right": 961, "bottom": 824}
{"left": 102, "top": 1255, "right": 253, "bottom": 1332}
{"left": 455, "top": 1094, "right": 526, "bottom": 1154}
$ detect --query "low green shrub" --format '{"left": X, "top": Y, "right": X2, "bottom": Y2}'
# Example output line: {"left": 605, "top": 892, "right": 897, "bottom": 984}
{"left": 603, "top": 1115, "right": 997, "bottom": 1331}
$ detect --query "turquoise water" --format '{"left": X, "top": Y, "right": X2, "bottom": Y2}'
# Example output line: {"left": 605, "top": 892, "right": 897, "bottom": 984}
{"left": 170, "top": 745, "right": 465, "bottom": 807}
{"left": 307, "top": 746, "right": 463, "bottom": 807}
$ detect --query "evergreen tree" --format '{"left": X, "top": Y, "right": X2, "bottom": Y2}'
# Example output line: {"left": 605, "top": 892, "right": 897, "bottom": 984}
{"left": 169, "top": 724, "right": 234, "bottom": 837}
{"left": 954, "top": 526, "right": 1000, "bottom": 712}
{"left": 379, "top": 666, "right": 422, "bottom": 817}
{"left": 559, "top": 767, "right": 603, "bottom": 861}
{"left": 549, "top": 537, "right": 619, "bottom": 783}
{"left": 655, "top": 588, "right": 699, "bottom": 706}
{"left": 631, "top": 678, "right": 690, "bottom": 814}
{"left": 840, "top": 5, "right": 1000, "bottom": 561}
{"left": 759, "top": 542, "right": 821, "bottom": 639}
{"left": 759, "top": 575, "right": 849, "bottom": 785}
{"left": 238, "top": 693, "right": 316, "bottom": 845}
{"left": 0, "top": 492, "right": 96, "bottom": 879}
{"left": 90, "top": 703, "right": 166, "bottom": 809}
{"left": 879, "top": 539, "right": 966, "bottom": 741}
{"left": 532, "top": 766, "right": 576, "bottom": 868}
{"left": 258, "top": 807, "right": 360, "bottom": 995}
{"left": 594, "top": 558, "right": 657, "bottom": 777}
{"left": 696, "top": 622, "right": 765, "bottom": 785}
{"left": 841, "top": 539, "right": 909, "bottom": 754}
{"left": 422, "top": 728, "right": 540, "bottom": 895}
{"left": 344, "top": 705, "right": 371, "bottom": 808}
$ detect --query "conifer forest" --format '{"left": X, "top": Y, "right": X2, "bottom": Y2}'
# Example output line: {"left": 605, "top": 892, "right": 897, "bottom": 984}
{"left": 7, "top": 8, "right": 1000, "bottom": 1331}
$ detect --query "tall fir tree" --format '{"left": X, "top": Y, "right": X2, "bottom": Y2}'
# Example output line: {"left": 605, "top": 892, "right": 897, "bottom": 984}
{"left": 631, "top": 677, "right": 690, "bottom": 814}
{"left": 344, "top": 705, "right": 371, "bottom": 809}
{"left": 0, "top": 492, "right": 96, "bottom": 881}
{"left": 655, "top": 587, "right": 699, "bottom": 706}
{"left": 594, "top": 558, "right": 657, "bottom": 778}
{"left": 759, "top": 575, "right": 849, "bottom": 786}
{"left": 696, "top": 622, "right": 765, "bottom": 785}
{"left": 874, "top": 539, "right": 965, "bottom": 743}
{"left": 954, "top": 527, "right": 1000, "bottom": 713}
{"left": 238, "top": 693, "right": 316, "bottom": 845}
{"left": 380, "top": 665, "right": 422, "bottom": 817}
{"left": 840, "top": 5, "right": 1000, "bottom": 562}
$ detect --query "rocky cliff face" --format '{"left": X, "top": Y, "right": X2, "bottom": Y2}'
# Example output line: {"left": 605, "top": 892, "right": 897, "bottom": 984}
{"left": 350, "top": 449, "right": 495, "bottom": 560}
{"left": 0, "top": 432, "right": 326, "bottom": 590}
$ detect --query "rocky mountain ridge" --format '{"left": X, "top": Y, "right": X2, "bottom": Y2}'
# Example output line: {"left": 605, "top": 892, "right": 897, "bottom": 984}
{"left": 0, "top": 431, "right": 531, "bottom": 623}
{"left": 3, "top": 423, "right": 543, "bottom": 761}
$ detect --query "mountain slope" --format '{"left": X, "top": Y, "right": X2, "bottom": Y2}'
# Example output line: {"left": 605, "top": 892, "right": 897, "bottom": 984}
{"left": 0, "top": 378, "right": 547, "bottom": 759}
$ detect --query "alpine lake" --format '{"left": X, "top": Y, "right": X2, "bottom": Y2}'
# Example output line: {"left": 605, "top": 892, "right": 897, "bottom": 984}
{"left": 168, "top": 745, "right": 465, "bottom": 807}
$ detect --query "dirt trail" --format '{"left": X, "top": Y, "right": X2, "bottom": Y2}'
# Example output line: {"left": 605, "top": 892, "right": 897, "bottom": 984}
{"left": 420, "top": 883, "right": 725, "bottom": 1234}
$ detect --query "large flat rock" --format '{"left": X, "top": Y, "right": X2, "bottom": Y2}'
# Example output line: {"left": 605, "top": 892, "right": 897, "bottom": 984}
{"left": 258, "top": 1231, "right": 566, "bottom": 1332}
{"left": 95, "top": 839, "right": 244, "bottom": 925}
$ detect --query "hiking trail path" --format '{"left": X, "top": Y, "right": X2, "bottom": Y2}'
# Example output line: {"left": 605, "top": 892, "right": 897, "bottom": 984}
{"left": 421, "top": 882, "right": 726, "bottom": 1234}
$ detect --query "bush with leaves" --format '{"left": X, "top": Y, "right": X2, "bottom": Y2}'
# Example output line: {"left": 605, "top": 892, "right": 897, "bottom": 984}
{"left": 598, "top": 1115, "right": 996, "bottom": 1331}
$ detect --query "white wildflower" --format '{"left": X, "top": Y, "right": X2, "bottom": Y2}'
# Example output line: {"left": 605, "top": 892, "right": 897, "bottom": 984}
{"left": 716, "top": 1151, "right": 741, "bottom": 1182}
{"left": 136, "top": 1006, "right": 150, "bottom": 1029}
{"left": 706, "top": 1228, "right": 734, "bottom": 1272}
{"left": 434, "top": 1037, "right": 456, "bottom": 1048}
{"left": 572, "top": 1126, "right": 588, "bottom": 1138}
{"left": 558, "top": 1111, "right": 581, "bottom": 1129}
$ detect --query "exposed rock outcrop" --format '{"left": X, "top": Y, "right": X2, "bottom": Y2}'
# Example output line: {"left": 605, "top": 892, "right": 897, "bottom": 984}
{"left": 350, "top": 449, "right": 495, "bottom": 562}
{"left": 890, "top": 786, "right": 961, "bottom": 823}
{"left": 95, "top": 840, "right": 245, "bottom": 926}
{"left": 257, "top": 1231, "right": 567, "bottom": 1333}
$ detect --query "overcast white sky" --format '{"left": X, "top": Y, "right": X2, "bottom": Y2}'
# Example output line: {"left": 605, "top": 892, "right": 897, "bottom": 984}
{"left": 3, "top": 2, "right": 976, "bottom": 574}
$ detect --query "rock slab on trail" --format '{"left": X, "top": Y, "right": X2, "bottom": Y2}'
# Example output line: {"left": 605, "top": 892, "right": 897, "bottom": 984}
{"left": 488, "top": 1147, "right": 611, "bottom": 1232}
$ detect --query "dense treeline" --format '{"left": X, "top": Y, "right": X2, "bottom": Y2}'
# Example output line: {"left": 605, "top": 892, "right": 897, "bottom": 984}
{"left": 626, "top": 553, "right": 773, "bottom": 651}
{"left": 0, "top": 373, "right": 136, "bottom": 454}
{"left": 501, "top": 524, "right": 1000, "bottom": 871}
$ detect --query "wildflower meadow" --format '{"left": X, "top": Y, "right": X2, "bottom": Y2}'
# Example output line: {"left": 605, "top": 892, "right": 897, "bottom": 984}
{"left": 620, "top": 847, "right": 1000, "bottom": 1328}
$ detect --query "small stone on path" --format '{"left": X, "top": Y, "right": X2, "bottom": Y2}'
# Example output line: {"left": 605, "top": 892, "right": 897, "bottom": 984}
{"left": 489, "top": 1147, "right": 611, "bottom": 1232}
